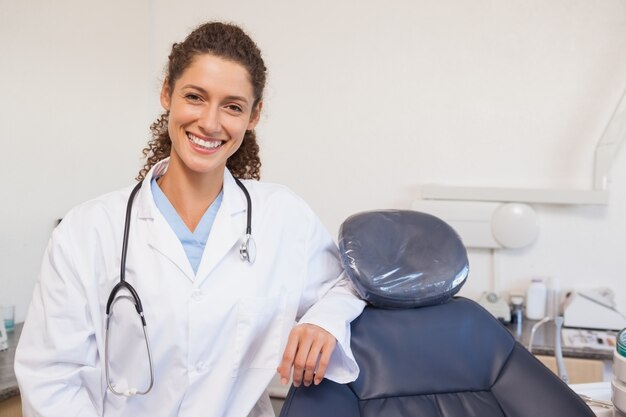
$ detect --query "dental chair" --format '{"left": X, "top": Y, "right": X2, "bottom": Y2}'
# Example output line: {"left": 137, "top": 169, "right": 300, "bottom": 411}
{"left": 279, "top": 210, "right": 594, "bottom": 417}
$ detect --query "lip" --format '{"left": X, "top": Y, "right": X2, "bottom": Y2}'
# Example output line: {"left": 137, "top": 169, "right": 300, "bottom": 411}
{"left": 186, "top": 132, "right": 225, "bottom": 155}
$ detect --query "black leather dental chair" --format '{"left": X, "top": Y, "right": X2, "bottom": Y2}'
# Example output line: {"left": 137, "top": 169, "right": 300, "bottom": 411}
{"left": 279, "top": 210, "right": 594, "bottom": 417}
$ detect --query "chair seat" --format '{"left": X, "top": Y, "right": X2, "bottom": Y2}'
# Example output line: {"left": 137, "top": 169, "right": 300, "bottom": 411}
{"left": 280, "top": 298, "right": 595, "bottom": 417}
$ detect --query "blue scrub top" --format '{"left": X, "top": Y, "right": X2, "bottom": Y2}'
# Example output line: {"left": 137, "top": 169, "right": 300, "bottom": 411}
{"left": 151, "top": 177, "right": 223, "bottom": 275}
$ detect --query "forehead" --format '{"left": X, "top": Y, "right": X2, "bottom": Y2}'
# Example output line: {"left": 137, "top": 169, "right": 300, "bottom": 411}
{"left": 175, "top": 53, "right": 254, "bottom": 98}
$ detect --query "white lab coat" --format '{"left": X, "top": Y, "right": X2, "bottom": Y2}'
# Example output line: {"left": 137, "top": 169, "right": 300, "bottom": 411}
{"left": 15, "top": 159, "right": 366, "bottom": 417}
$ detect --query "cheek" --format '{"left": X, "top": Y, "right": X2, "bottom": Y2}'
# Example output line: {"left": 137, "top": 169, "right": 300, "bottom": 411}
{"left": 224, "top": 132, "right": 247, "bottom": 161}
{"left": 167, "top": 123, "right": 182, "bottom": 145}
{"left": 229, "top": 134, "right": 246, "bottom": 154}
{"left": 225, "top": 118, "right": 251, "bottom": 140}
{"left": 170, "top": 104, "right": 199, "bottom": 128}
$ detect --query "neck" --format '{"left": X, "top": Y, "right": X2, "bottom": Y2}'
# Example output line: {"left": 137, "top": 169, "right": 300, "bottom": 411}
{"left": 158, "top": 157, "right": 224, "bottom": 232}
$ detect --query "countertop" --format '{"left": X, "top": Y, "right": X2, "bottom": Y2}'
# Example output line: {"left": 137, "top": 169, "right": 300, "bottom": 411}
{"left": 507, "top": 318, "right": 615, "bottom": 361}
{"left": 0, "top": 323, "right": 22, "bottom": 401}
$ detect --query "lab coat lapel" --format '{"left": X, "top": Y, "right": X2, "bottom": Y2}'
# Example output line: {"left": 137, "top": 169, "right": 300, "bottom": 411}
{"left": 195, "top": 170, "right": 247, "bottom": 286}
{"left": 136, "top": 160, "right": 196, "bottom": 281}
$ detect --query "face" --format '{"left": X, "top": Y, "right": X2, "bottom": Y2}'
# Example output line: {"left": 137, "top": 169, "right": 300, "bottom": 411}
{"left": 160, "top": 53, "right": 261, "bottom": 179}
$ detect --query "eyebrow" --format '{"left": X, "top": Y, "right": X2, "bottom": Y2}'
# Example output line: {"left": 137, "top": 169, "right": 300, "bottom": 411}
{"left": 181, "top": 84, "right": 250, "bottom": 104}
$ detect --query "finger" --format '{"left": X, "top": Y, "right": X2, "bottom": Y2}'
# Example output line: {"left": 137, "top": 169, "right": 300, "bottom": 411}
{"left": 303, "top": 336, "right": 326, "bottom": 387}
{"left": 291, "top": 329, "right": 315, "bottom": 387}
{"left": 277, "top": 329, "right": 301, "bottom": 385}
{"left": 314, "top": 338, "right": 336, "bottom": 385}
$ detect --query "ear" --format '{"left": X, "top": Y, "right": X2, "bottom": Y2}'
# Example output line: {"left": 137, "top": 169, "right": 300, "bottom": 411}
{"left": 160, "top": 78, "right": 171, "bottom": 111}
{"left": 247, "top": 100, "right": 263, "bottom": 130}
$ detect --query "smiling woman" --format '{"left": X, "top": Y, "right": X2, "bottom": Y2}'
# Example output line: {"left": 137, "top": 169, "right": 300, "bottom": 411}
{"left": 14, "top": 21, "right": 366, "bottom": 417}
{"left": 139, "top": 22, "right": 266, "bottom": 183}
{"left": 162, "top": 56, "right": 258, "bottom": 172}
{"left": 156, "top": 54, "right": 261, "bottom": 230}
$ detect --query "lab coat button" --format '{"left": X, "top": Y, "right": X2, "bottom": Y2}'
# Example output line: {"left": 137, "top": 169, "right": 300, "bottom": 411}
{"left": 196, "top": 361, "right": 205, "bottom": 371}
{"left": 191, "top": 289, "right": 203, "bottom": 301}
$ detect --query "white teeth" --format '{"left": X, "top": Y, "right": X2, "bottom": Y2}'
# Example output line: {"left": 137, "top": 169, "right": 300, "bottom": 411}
{"left": 187, "top": 133, "right": 222, "bottom": 149}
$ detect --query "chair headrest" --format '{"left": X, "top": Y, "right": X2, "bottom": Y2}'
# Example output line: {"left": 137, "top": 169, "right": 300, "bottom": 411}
{"left": 338, "top": 210, "right": 468, "bottom": 308}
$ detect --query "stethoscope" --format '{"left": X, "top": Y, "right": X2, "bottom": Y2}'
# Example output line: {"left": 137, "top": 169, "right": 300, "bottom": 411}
{"left": 104, "top": 177, "right": 254, "bottom": 396}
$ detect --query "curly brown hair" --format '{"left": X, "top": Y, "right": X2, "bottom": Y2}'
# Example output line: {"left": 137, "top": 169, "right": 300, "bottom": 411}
{"left": 137, "top": 22, "right": 267, "bottom": 181}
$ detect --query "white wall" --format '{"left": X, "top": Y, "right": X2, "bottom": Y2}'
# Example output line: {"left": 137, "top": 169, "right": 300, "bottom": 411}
{"left": 0, "top": 0, "right": 154, "bottom": 320}
{"left": 2, "top": 0, "right": 626, "bottom": 322}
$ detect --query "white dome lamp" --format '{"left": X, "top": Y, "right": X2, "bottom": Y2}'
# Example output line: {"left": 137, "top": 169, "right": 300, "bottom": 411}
{"left": 491, "top": 203, "right": 539, "bottom": 249}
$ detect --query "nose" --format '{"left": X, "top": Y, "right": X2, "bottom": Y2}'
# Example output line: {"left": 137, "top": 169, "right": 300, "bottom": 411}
{"left": 198, "top": 104, "right": 221, "bottom": 134}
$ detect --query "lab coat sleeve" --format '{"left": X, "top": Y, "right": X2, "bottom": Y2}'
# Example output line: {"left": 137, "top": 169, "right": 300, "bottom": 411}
{"left": 15, "top": 223, "right": 102, "bottom": 417}
{"left": 296, "top": 212, "right": 366, "bottom": 384}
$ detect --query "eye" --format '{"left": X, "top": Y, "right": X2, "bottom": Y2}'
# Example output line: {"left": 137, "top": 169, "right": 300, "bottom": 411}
{"left": 185, "top": 93, "right": 202, "bottom": 103}
{"left": 226, "top": 104, "right": 243, "bottom": 113}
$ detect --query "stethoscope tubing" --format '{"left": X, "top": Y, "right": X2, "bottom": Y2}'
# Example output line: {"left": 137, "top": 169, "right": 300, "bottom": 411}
{"left": 234, "top": 177, "right": 252, "bottom": 236}
{"left": 105, "top": 295, "right": 154, "bottom": 397}
{"left": 105, "top": 176, "right": 254, "bottom": 396}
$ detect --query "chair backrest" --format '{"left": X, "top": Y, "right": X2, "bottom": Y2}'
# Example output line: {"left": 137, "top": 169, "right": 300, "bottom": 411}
{"left": 279, "top": 210, "right": 595, "bottom": 417}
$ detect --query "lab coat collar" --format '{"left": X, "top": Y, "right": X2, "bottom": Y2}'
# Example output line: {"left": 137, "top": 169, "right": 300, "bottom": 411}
{"left": 135, "top": 158, "right": 249, "bottom": 283}
{"left": 195, "top": 171, "right": 248, "bottom": 283}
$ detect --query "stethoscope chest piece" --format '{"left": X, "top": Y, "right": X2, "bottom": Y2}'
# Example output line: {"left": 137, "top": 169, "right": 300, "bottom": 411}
{"left": 240, "top": 234, "right": 256, "bottom": 264}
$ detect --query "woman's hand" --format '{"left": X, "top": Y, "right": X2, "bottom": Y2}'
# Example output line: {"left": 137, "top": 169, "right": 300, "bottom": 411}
{"left": 277, "top": 323, "right": 337, "bottom": 387}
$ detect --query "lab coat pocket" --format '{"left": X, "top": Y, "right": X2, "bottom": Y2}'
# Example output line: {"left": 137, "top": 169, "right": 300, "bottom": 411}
{"left": 233, "top": 296, "right": 286, "bottom": 377}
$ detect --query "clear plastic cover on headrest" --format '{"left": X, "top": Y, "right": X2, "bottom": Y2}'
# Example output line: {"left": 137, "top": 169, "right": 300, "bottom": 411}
{"left": 338, "top": 210, "right": 469, "bottom": 308}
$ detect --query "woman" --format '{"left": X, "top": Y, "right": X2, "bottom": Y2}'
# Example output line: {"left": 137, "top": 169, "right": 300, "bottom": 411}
{"left": 15, "top": 22, "right": 365, "bottom": 416}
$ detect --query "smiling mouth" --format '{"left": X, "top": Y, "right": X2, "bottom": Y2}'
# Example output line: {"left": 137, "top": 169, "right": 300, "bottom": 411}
{"left": 187, "top": 132, "right": 224, "bottom": 150}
